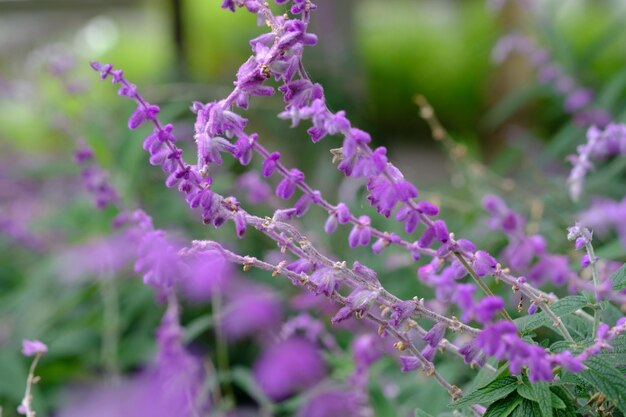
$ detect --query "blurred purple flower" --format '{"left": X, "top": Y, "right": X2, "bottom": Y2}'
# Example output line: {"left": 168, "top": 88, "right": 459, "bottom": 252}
{"left": 254, "top": 337, "right": 326, "bottom": 400}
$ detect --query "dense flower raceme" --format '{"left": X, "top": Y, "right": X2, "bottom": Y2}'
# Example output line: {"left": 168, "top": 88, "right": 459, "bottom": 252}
{"left": 484, "top": 195, "right": 624, "bottom": 303}
{"left": 91, "top": 58, "right": 560, "bottom": 391}
{"left": 90, "top": 0, "right": 626, "bottom": 398}
{"left": 74, "top": 142, "right": 119, "bottom": 209}
{"left": 568, "top": 123, "right": 626, "bottom": 201}
{"left": 580, "top": 195, "right": 626, "bottom": 247}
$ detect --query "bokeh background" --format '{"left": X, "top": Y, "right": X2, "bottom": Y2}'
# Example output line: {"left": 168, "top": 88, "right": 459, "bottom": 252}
{"left": 1, "top": 1, "right": 626, "bottom": 416}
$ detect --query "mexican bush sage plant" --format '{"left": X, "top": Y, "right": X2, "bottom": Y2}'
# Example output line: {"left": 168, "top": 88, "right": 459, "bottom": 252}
{"left": 82, "top": 1, "right": 626, "bottom": 416}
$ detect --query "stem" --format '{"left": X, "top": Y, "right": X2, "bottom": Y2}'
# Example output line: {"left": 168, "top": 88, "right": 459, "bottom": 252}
{"left": 202, "top": 243, "right": 484, "bottom": 416}
{"left": 211, "top": 291, "right": 234, "bottom": 409}
{"left": 20, "top": 353, "right": 42, "bottom": 417}
{"left": 454, "top": 252, "right": 513, "bottom": 322}
{"left": 101, "top": 276, "right": 120, "bottom": 378}
{"left": 584, "top": 241, "right": 602, "bottom": 336}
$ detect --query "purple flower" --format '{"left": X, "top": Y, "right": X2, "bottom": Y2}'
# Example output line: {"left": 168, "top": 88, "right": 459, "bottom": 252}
{"left": 236, "top": 172, "right": 271, "bottom": 204}
{"left": 475, "top": 321, "right": 517, "bottom": 359}
{"left": 348, "top": 216, "right": 372, "bottom": 247}
{"left": 128, "top": 104, "right": 160, "bottom": 129}
{"left": 180, "top": 249, "right": 232, "bottom": 302}
{"left": 276, "top": 168, "right": 304, "bottom": 199}
{"left": 474, "top": 296, "right": 505, "bottom": 323}
{"left": 254, "top": 337, "right": 326, "bottom": 400}
{"left": 262, "top": 152, "right": 281, "bottom": 177}
{"left": 134, "top": 230, "right": 182, "bottom": 298}
{"left": 389, "top": 300, "right": 416, "bottom": 328}
{"left": 22, "top": 339, "right": 47, "bottom": 357}
{"left": 399, "top": 356, "right": 421, "bottom": 372}
{"left": 472, "top": 251, "right": 497, "bottom": 277}
{"left": 297, "top": 390, "right": 360, "bottom": 417}
{"left": 352, "top": 334, "right": 382, "bottom": 369}
{"left": 423, "top": 323, "right": 447, "bottom": 348}
{"left": 309, "top": 267, "right": 339, "bottom": 296}
{"left": 552, "top": 351, "right": 584, "bottom": 373}
{"left": 221, "top": 288, "right": 283, "bottom": 342}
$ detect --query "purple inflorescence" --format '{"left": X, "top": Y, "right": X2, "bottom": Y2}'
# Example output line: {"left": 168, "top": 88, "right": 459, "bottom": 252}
{"left": 88, "top": 1, "right": 626, "bottom": 400}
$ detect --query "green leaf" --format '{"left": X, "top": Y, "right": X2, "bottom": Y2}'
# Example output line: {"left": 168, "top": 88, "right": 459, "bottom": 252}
{"left": 550, "top": 387, "right": 577, "bottom": 417}
{"left": 484, "top": 393, "right": 522, "bottom": 417}
{"left": 516, "top": 381, "right": 535, "bottom": 401}
{"left": 611, "top": 263, "right": 626, "bottom": 292}
{"left": 414, "top": 408, "right": 435, "bottom": 417}
{"left": 511, "top": 399, "right": 538, "bottom": 417}
{"left": 183, "top": 314, "right": 213, "bottom": 343}
{"left": 550, "top": 393, "right": 566, "bottom": 410}
{"left": 230, "top": 366, "right": 275, "bottom": 410}
{"left": 561, "top": 315, "right": 592, "bottom": 341}
{"left": 453, "top": 376, "right": 518, "bottom": 408}
{"left": 531, "top": 383, "right": 553, "bottom": 417}
{"left": 577, "top": 356, "right": 626, "bottom": 414}
{"left": 515, "top": 296, "right": 588, "bottom": 334}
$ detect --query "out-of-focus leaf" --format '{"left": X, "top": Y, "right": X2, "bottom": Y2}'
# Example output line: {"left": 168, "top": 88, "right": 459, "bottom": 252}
{"left": 515, "top": 296, "right": 587, "bottom": 334}
{"left": 453, "top": 376, "right": 518, "bottom": 408}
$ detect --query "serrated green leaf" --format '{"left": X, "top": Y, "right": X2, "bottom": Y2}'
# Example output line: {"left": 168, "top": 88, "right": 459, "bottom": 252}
{"left": 532, "top": 383, "right": 553, "bottom": 417}
{"left": 453, "top": 376, "right": 518, "bottom": 408}
{"left": 484, "top": 393, "right": 522, "bottom": 417}
{"left": 578, "top": 356, "right": 626, "bottom": 414}
{"left": 550, "top": 393, "right": 566, "bottom": 410}
{"left": 516, "top": 382, "right": 535, "bottom": 401}
{"left": 414, "top": 408, "right": 435, "bottom": 417}
{"left": 515, "top": 296, "right": 588, "bottom": 334}
{"left": 611, "top": 264, "right": 626, "bottom": 292}
{"left": 561, "top": 315, "right": 592, "bottom": 341}
{"left": 511, "top": 399, "right": 537, "bottom": 417}
{"left": 551, "top": 386, "right": 578, "bottom": 417}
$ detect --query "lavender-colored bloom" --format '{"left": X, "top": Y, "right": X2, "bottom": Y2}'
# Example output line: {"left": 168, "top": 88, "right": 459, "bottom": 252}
{"left": 309, "top": 267, "right": 339, "bottom": 296}
{"left": 352, "top": 334, "right": 382, "bottom": 369}
{"left": 180, "top": 249, "right": 232, "bottom": 302}
{"left": 527, "top": 255, "right": 571, "bottom": 285}
{"left": 134, "top": 230, "right": 183, "bottom": 298}
{"left": 236, "top": 172, "right": 272, "bottom": 204}
{"left": 474, "top": 296, "right": 505, "bottom": 324}
{"left": 399, "top": 356, "right": 421, "bottom": 372}
{"left": 221, "top": 288, "right": 283, "bottom": 342}
{"left": 568, "top": 124, "right": 626, "bottom": 200}
{"left": 348, "top": 215, "right": 372, "bottom": 247}
{"left": 276, "top": 168, "right": 304, "bottom": 199}
{"left": 254, "top": 337, "right": 326, "bottom": 400}
{"left": 389, "top": 300, "right": 416, "bottom": 328}
{"left": 423, "top": 323, "right": 447, "bottom": 348}
{"left": 22, "top": 339, "right": 47, "bottom": 357}
{"left": 551, "top": 351, "right": 584, "bottom": 373}
{"left": 297, "top": 390, "right": 360, "bottom": 417}
{"left": 262, "top": 152, "right": 281, "bottom": 177}
{"left": 421, "top": 345, "right": 437, "bottom": 362}
{"left": 472, "top": 250, "right": 497, "bottom": 277}
{"left": 565, "top": 88, "right": 593, "bottom": 113}
{"left": 475, "top": 321, "right": 517, "bottom": 359}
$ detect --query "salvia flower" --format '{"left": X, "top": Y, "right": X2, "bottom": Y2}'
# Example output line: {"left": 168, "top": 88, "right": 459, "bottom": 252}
{"left": 309, "top": 267, "right": 339, "bottom": 296}
{"left": 473, "top": 296, "right": 505, "bottom": 324}
{"left": 22, "top": 339, "right": 48, "bottom": 357}
{"left": 399, "top": 356, "right": 421, "bottom": 373}
{"left": 348, "top": 215, "right": 372, "bottom": 247}
{"left": 423, "top": 323, "right": 447, "bottom": 348}
{"left": 253, "top": 337, "right": 326, "bottom": 401}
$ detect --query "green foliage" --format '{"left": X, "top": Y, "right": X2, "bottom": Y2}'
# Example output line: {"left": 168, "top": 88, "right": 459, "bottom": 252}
{"left": 453, "top": 376, "right": 518, "bottom": 408}
{"left": 515, "top": 296, "right": 588, "bottom": 335}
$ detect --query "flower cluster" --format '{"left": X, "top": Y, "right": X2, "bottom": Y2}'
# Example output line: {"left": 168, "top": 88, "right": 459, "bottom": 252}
{"left": 84, "top": 1, "right": 626, "bottom": 415}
